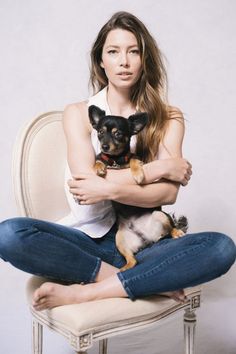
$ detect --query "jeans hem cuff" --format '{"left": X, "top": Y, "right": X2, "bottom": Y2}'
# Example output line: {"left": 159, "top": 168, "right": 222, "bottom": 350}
{"left": 90, "top": 257, "right": 102, "bottom": 282}
{"left": 117, "top": 272, "right": 135, "bottom": 300}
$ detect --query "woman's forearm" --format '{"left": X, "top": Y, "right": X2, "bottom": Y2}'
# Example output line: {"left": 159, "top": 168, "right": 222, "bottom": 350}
{"left": 110, "top": 180, "right": 180, "bottom": 208}
{"left": 105, "top": 157, "right": 190, "bottom": 187}
{"left": 105, "top": 159, "right": 165, "bottom": 185}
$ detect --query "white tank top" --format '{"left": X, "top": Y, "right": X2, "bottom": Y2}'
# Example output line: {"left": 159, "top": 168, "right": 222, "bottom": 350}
{"left": 57, "top": 87, "right": 116, "bottom": 238}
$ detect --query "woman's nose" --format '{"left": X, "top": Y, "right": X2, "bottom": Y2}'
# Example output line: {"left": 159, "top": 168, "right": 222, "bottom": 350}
{"left": 119, "top": 52, "right": 129, "bottom": 67}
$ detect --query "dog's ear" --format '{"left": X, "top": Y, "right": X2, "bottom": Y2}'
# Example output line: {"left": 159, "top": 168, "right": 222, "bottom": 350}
{"left": 88, "top": 105, "right": 106, "bottom": 129}
{"left": 128, "top": 112, "right": 148, "bottom": 135}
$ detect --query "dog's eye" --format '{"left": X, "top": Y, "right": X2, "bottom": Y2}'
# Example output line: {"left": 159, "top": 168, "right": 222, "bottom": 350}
{"left": 114, "top": 131, "right": 123, "bottom": 139}
{"left": 98, "top": 129, "right": 104, "bottom": 136}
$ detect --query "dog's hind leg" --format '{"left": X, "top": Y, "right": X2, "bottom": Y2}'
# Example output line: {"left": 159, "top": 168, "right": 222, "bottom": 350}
{"left": 120, "top": 256, "right": 137, "bottom": 272}
{"left": 115, "top": 229, "right": 138, "bottom": 271}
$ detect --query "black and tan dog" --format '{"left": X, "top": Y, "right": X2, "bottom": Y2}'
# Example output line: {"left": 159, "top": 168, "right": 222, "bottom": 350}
{"left": 89, "top": 105, "right": 188, "bottom": 271}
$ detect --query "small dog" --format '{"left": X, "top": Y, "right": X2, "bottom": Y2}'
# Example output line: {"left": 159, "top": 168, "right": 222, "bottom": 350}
{"left": 89, "top": 105, "right": 188, "bottom": 271}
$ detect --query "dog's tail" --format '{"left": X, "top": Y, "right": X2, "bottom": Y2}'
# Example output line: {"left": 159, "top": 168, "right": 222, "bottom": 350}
{"left": 171, "top": 214, "right": 188, "bottom": 233}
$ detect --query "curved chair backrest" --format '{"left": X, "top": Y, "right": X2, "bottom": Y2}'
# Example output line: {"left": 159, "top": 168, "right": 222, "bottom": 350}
{"left": 12, "top": 111, "right": 70, "bottom": 221}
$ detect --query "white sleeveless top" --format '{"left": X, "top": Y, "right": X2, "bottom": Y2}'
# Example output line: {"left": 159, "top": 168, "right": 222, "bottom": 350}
{"left": 58, "top": 86, "right": 136, "bottom": 238}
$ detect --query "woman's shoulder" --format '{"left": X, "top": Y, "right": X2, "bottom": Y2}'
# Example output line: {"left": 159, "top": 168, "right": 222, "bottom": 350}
{"left": 167, "top": 105, "right": 184, "bottom": 119}
{"left": 64, "top": 100, "right": 88, "bottom": 116}
{"left": 63, "top": 100, "right": 92, "bottom": 133}
{"left": 158, "top": 106, "right": 185, "bottom": 158}
{"left": 163, "top": 105, "right": 185, "bottom": 139}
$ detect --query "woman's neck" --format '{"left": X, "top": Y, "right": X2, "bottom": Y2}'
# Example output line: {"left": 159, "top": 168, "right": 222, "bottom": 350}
{"left": 106, "top": 84, "right": 136, "bottom": 118}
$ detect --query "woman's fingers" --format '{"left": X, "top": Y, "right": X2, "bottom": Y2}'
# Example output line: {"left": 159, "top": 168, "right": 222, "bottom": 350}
{"left": 180, "top": 160, "right": 193, "bottom": 186}
{"left": 68, "top": 178, "right": 80, "bottom": 188}
{"left": 181, "top": 173, "right": 192, "bottom": 186}
{"left": 68, "top": 178, "right": 83, "bottom": 196}
{"left": 73, "top": 195, "right": 84, "bottom": 204}
{"left": 163, "top": 157, "right": 193, "bottom": 184}
{"left": 187, "top": 162, "right": 192, "bottom": 176}
{"left": 183, "top": 159, "right": 193, "bottom": 184}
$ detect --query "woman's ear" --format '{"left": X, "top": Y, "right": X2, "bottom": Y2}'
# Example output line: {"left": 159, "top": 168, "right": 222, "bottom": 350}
{"left": 100, "top": 61, "right": 104, "bottom": 69}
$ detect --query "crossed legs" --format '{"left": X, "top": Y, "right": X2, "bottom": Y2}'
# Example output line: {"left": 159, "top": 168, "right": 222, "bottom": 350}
{"left": 32, "top": 261, "right": 186, "bottom": 310}
{"left": 0, "top": 217, "right": 235, "bottom": 311}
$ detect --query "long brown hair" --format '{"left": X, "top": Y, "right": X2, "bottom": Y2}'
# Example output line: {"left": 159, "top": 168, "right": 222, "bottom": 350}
{"left": 90, "top": 11, "right": 170, "bottom": 162}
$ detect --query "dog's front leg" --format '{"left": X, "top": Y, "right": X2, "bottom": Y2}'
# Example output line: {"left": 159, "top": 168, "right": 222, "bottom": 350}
{"left": 129, "top": 158, "right": 144, "bottom": 184}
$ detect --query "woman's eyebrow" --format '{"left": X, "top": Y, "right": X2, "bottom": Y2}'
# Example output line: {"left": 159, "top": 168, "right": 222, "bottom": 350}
{"left": 105, "top": 44, "right": 139, "bottom": 49}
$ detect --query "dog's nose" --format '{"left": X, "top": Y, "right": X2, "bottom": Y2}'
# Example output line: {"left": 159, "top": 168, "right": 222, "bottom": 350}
{"left": 102, "top": 144, "right": 109, "bottom": 152}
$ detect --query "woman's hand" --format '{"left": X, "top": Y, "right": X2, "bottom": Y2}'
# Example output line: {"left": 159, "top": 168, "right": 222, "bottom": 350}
{"left": 68, "top": 173, "right": 116, "bottom": 205}
{"left": 160, "top": 158, "right": 192, "bottom": 186}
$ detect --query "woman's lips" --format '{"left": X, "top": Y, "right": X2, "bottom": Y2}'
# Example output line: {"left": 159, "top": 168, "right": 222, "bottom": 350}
{"left": 117, "top": 72, "right": 133, "bottom": 79}
{"left": 117, "top": 72, "right": 132, "bottom": 76}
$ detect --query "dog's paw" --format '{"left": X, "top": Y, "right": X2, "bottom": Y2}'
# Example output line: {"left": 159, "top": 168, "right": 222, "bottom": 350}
{"left": 95, "top": 161, "right": 107, "bottom": 177}
{"left": 120, "top": 259, "right": 137, "bottom": 272}
{"left": 120, "top": 264, "right": 134, "bottom": 272}
{"left": 171, "top": 228, "right": 185, "bottom": 238}
{"left": 132, "top": 170, "right": 145, "bottom": 184}
{"left": 130, "top": 159, "right": 144, "bottom": 184}
{"left": 97, "top": 168, "right": 107, "bottom": 177}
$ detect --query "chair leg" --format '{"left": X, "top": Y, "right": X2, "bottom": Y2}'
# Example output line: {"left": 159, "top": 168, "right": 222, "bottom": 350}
{"left": 184, "top": 309, "right": 197, "bottom": 354}
{"left": 99, "top": 339, "right": 108, "bottom": 354}
{"left": 32, "top": 319, "right": 43, "bottom": 354}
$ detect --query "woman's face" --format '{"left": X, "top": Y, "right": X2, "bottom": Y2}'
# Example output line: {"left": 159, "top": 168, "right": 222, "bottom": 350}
{"left": 101, "top": 28, "right": 142, "bottom": 89}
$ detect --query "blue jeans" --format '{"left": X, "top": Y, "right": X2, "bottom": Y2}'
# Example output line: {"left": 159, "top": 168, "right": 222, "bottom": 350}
{"left": 0, "top": 217, "right": 235, "bottom": 300}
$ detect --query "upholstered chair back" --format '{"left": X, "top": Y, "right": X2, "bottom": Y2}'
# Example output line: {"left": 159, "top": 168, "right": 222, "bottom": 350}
{"left": 12, "top": 112, "right": 70, "bottom": 221}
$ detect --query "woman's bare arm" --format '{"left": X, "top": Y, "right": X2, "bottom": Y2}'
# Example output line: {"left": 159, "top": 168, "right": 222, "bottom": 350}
{"left": 63, "top": 102, "right": 95, "bottom": 176}
{"left": 63, "top": 102, "right": 156, "bottom": 182}
{"left": 63, "top": 102, "right": 190, "bottom": 186}
{"left": 64, "top": 102, "right": 191, "bottom": 207}
{"left": 107, "top": 108, "right": 187, "bottom": 207}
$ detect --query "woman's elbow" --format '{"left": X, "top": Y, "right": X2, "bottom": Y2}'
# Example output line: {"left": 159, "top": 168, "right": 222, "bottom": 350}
{"left": 167, "top": 193, "right": 178, "bottom": 205}
{"left": 162, "top": 184, "right": 180, "bottom": 205}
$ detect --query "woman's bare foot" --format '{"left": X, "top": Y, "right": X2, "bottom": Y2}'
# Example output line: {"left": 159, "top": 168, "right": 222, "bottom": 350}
{"left": 32, "top": 280, "right": 187, "bottom": 311}
{"left": 32, "top": 282, "right": 95, "bottom": 311}
{"left": 32, "top": 273, "right": 128, "bottom": 311}
{"left": 161, "top": 289, "right": 187, "bottom": 303}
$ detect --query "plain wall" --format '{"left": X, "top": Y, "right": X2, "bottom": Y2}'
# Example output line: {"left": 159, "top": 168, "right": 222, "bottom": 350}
{"left": 0, "top": 1, "right": 235, "bottom": 353}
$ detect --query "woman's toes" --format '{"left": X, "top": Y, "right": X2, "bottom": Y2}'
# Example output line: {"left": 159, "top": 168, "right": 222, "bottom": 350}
{"left": 33, "top": 288, "right": 41, "bottom": 302}
{"left": 160, "top": 289, "right": 187, "bottom": 303}
{"left": 33, "top": 302, "right": 48, "bottom": 311}
{"left": 176, "top": 289, "right": 186, "bottom": 300}
{"left": 171, "top": 290, "right": 187, "bottom": 302}
{"left": 32, "top": 282, "right": 56, "bottom": 307}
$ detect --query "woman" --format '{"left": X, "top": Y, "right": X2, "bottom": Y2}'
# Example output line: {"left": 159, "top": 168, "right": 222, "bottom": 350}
{"left": 0, "top": 12, "right": 235, "bottom": 311}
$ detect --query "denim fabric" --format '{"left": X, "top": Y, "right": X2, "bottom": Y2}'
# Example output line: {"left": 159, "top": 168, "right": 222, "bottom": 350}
{"left": 0, "top": 217, "right": 235, "bottom": 300}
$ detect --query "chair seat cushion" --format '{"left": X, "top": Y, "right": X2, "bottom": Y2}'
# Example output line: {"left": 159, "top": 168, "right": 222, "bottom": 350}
{"left": 26, "top": 276, "right": 201, "bottom": 337}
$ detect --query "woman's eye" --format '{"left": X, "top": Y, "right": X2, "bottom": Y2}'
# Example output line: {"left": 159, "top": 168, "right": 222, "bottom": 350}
{"left": 130, "top": 49, "right": 139, "bottom": 54}
{"left": 108, "top": 50, "right": 118, "bottom": 55}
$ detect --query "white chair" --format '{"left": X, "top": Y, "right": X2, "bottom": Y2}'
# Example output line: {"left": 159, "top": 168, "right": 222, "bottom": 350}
{"left": 12, "top": 111, "right": 201, "bottom": 354}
